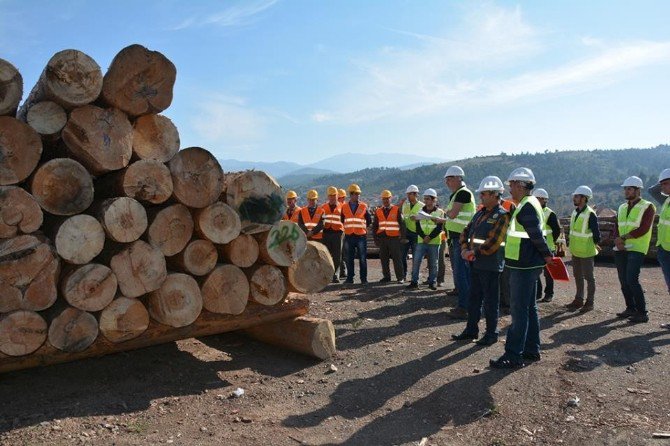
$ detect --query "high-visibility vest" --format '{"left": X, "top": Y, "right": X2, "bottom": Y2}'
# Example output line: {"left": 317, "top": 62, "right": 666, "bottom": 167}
{"left": 505, "top": 195, "right": 544, "bottom": 261}
{"left": 501, "top": 199, "right": 515, "bottom": 212}
{"left": 617, "top": 199, "right": 656, "bottom": 255}
{"left": 300, "top": 206, "right": 324, "bottom": 240}
{"left": 402, "top": 200, "right": 423, "bottom": 233}
{"left": 658, "top": 196, "right": 670, "bottom": 251}
{"left": 542, "top": 207, "right": 556, "bottom": 252}
{"left": 282, "top": 206, "right": 301, "bottom": 223}
{"left": 375, "top": 206, "right": 400, "bottom": 237}
{"left": 321, "top": 202, "right": 344, "bottom": 232}
{"left": 569, "top": 206, "right": 598, "bottom": 258}
{"left": 342, "top": 202, "right": 368, "bottom": 235}
{"left": 418, "top": 208, "right": 444, "bottom": 245}
{"left": 446, "top": 186, "right": 475, "bottom": 234}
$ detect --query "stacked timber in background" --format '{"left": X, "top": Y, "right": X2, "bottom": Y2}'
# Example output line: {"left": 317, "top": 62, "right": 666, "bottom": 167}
{"left": 0, "top": 45, "right": 335, "bottom": 371}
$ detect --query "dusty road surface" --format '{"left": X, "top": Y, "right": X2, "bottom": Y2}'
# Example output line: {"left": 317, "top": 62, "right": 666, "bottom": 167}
{"left": 1, "top": 258, "right": 669, "bottom": 446}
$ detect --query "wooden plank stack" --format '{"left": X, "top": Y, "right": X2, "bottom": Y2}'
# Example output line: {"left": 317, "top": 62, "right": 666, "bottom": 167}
{"left": 0, "top": 45, "right": 335, "bottom": 372}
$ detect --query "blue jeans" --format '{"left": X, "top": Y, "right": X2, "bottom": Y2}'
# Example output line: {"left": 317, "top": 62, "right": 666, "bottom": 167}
{"left": 402, "top": 231, "right": 418, "bottom": 280}
{"left": 504, "top": 267, "right": 542, "bottom": 361}
{"left": 412, "top": 243, "right": 438, "bottom": 285}
{"left": 614, "top": 251, "right": 646, "bottom": 313}
{"left": 344, "top": 235, "right": 367, "bottom": 282}
{"left": 464, "top": 268, "right": 500, "bottom": 339}
{"left": 658, "top": 247, "right": 670, "bottom": 294}
{"left": 449, "top": 237, "right": 471, "bottom": 309}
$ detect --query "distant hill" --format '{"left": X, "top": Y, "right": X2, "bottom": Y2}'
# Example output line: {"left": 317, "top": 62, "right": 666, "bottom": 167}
{"left": 218, "top": 159, "right": 305, "bottom": 178}
{"left": 282, "top": 145, "right": 670, "bottom": 217}
{"left": 277, "top": 167, "right": 337, "bottom": 185}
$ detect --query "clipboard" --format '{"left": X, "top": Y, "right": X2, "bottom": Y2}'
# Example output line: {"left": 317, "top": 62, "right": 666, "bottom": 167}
{"left": 545, "top": 256, "right": 569, "bottom": 282}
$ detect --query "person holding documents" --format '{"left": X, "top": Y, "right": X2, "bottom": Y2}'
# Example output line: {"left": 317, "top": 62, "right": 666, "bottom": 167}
{"left": 406, "top": 188, "right": 444, "bottom": 290}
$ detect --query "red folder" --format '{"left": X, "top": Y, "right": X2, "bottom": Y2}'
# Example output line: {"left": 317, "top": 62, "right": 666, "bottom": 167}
{"left": 545, "top": 257, "right": 569, "bottom": 282}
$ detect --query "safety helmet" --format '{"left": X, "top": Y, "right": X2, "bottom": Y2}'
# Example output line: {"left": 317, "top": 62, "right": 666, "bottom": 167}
{"left": 380, "top": 190, "right": 392, "bottom": 198}
{"left": 506, "top": 167, "right": 536, "bottom": 184}
{"left": 337, "top": 188, "right": 346, "bottom": 198}
{"left": 285, "top": 190, "right": 297, "bottom": 199}
{"left": 348, "top": 183, "right": 362, "bottom": 194}
{"left": 572, "top": 185, "right": 593, "bottom": 198}
{"left": 475, "top": 176, "right": 505, "bottom": 194}
{"left": 532, "top": 188, "right": 549, "bottom": 199}
{"left": 621, "top": 176, "right": 643, "bottom": 188}
{"left": 307, "top": 189, "right": 318, "bottom": 200}
{"left": 405, "top": 184, "right": 419, "bottom": 194}
{"left": 659, "top": 168, "right": 670, "bottom": 183}
{"left": 327, "top": 186, "right": 338, "bottom": 196}
{"left": 444, "top": 166, "right": 465, "bottom": 178}
{"left": 423, "top": 188, "right": 437, "bottom": 198}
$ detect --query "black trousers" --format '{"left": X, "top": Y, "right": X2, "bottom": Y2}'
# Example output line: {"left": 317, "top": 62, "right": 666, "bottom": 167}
{"left": 321, "top": 231, "right": 343, "bottom": 277}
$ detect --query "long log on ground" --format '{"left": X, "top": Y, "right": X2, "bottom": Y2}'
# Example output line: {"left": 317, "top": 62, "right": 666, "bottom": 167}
{"left": 168, "top": 147, "right": 224, "bottom": 209}
{"left": 94, "top": 159, "right": 173, "bottom": 204}
{"left": 29, "top": 158, "right": 94, "bottom": 215}
{"left": 47, "top": 306, "right": 99, "bottom": 353}
{"left": 285, "top": 241, "right": 334, "bottom": 293}
{"left": 25, "top": 101, "right": 67, "bottom": 143}
{"left": 217, "top": 233, "right": 259, "bottom": 268}
{"left": 61, "top": 105, "right": 133, "bottom": 175}
{"left": 0, "top": 116, "right": 43, "bottom": 185}
{"left": 109, "top": 240, "right": 167, "bottom": 298}
{"left": 146, "top": 203, "right": 194, "bottom": 256}
{"left": 16, "top": 49, "right": 102, "bottom": 120}
{"left": 256, "top": 220, "right": 307, "bottom": 266}
{"left": 0, "top": 235, "right": 60, "bottom": 312}
{"left": 193, "top": 201, "right": 241, "bottom": 244}
{"left": 60, "top": 263, "right": 117, "bottom": 312}
{"left": 200, "top": 264, "right": 249, "bottom": 315}
{"left": 247, "top": 264, "right": 288, "bottom": 306}
{"left": 145, "top": 272, "right": 203, "bottom": 328}
{"left": 48, "top": 214, "right": 105, "bottom": 264}
{"left": 0, "top": 297, "right": 309, "bottom": 373}
{"left": 98, "top": 297, "right": 150, "bottom": 343}
{"left": 224, "top": 170, "right": 283, "bottom": 234}
{"left": 132, "top": 114, "right": 179, "bottom": 162}
{"left": 0, "top": 186, "right": 43, "bottom": 238}
{"left": 0, "top": 310, "right": 48, "bottom": 357}
{"left": 166, "top": 239, "right": 218, "bottom": 276}
{"left": 244, "top": 316, "right": 336, "bottom": 360}
{"left": 92, "top": 197, "right": 147, "bottom": 243}
{"left": 0, "top": 58, "right": 23, "bottom": 116}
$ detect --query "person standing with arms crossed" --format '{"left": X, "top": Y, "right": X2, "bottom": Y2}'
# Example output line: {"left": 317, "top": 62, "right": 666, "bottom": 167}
{"left": 373, "top": 190, "right": 406, "bottom": 283}
{"left": 321, "top": 186, "right": 345, "bottom": 283}
{"left": 341, "top": 184, "right": 372, "bottom": 285}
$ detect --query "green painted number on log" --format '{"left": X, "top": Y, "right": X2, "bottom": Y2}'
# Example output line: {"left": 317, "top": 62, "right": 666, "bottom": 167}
{"left": 268, "top": 225, "right": 300, "bottom": 250}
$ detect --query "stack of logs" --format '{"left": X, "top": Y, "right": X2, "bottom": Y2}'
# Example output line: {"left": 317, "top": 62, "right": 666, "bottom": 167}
{"left": 0, "top": 45, "right": 336, "bottom": 371}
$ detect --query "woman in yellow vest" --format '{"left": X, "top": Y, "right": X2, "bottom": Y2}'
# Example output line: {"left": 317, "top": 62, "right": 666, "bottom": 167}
{"left": 649, "top": 168, "right": 670, "bottom": 329}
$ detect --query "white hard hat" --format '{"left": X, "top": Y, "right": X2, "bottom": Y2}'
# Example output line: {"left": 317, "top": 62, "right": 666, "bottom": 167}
{"left": 475, "top": 176, "right": 504, "bottom": 194}
{"left": 621, "top": 176, "right": 643, "bottom": 188}
{"left": 659, "top": 168, "right": 670, "bottom": 183}
{"left": 444, "top": 166, "right": 465, "bottom": 178}
{"left": 533, "top": 188, "right": 549, "bottom": 199}
{"left": 506, "top": 167, "right": 536, "bottom": 184}
{"left": 572, "top": 185, "right": 593, "bottom": 198}
{"left": 406, "top": 184, "right": 419, "bottom": 193}
{"left": 423, "top": 188, "right": 437, "bottom": 198}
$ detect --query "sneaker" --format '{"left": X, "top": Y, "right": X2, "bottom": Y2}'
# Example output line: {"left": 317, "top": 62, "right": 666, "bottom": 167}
{"left": 378, "top": 277, "right": 391, "bottom": 283}
{"left": 446, "top": 288, "right": 459, "bottom": 296}
{"left": 541, "top": 295, "right": 554, "bottom": 303}
{"left": 437, "top": 282, "right": 443, "bottom": 287}
{"left": 475, "top": 336, "right": 498, "bottom": 346}
{"left": 406, "top": 282, "right": 419, "bottom": 289}
{"left": 429, "top": 283, "right": 437, "bottom": 290}
{"left": 565, "top": 299, "right": 583, "bottom": 310}
{"left": 451, "top": 332, "right": 477, "bottom": 341}
{"left": 447, "top": 307, "right": 468, "bottom": 319}
{"left": 616, "top": 308, "right": 636, "bottom": 318}
{"left": 397, "top": 279, "right": 405, "bottom": 284}
{"left": 661, "top": 322, "right": 670, "bottom": 329}
{"left": 628, "top": 312, "right": 649, "bottom": 323}
{"left": 489, "top": 355, "right": 524, "bottom": 369}
{"left": 579, "top": 303, "right": 594, "bottom": 313}
{"left": 522, "top": 352, "right": 541, "bottom": 361}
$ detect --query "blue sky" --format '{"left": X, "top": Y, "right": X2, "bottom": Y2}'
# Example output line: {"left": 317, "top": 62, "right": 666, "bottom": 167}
{"left": 2, "top": 0, "right": 670, "bottom": 163}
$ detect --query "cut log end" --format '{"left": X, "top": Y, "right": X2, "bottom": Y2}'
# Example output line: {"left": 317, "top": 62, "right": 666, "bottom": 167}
{"left": 218, "top": 233, "right": 259, "bottom": 268}
{"left": 248, "top": 264, "right": 288, "bottom": 306}
{"left": 0, "top": 310, "right": 48, "bottom": 356}
{"left": 132, "top": 114, "right": 180, "bottom": 162}
{"left": 0, "top": 186, "right": 43, "bottom": 238}
{"left": 60, "top": 263, "right": 117, "bottom": 312}
{"left": 48, "top": 307, "right": 99, "bottom": 353}
{"left": 25, "top": 101, "right": 67, "bottom": 139}
{"left": 167, "top": 239, "right": 218, "bottom": 277}
{"left": 146, "top": 203, "right": 194, "bottom": 257}
{"left": 257, "top": 220, "right": 307, "bottom": 266}
{"left": 200, "top": 264, "right": 249, "bottom": 315}
{"left": 225, "top": 170, "right": 283, "bottom": 232}
{"left": 146, "top": 273, "right": 202, "bottom": 328}
{"left": 169, "top": 147, "right": 224, "bottom": 209}
{"left": 110, "top": 240, "right": 167, "bottom": 298}
{"left": 95, "top": 197, "right": 148, "bottom": 243}
{"left": 0, "top": 58, "right": 23, "bottom": 116}
{"left": 30, "top": 158, "right": 94, "bottom": 216}
{"left": 193, "top": 201, "right": 241, "bottom": 244}
{"left": 244, "top": 316, "right": 336, "bottom": 360}
{"left": 0, "top": 116, "right": 43, "bottom": 186}
{"left": 54, "top": 215, "right": 105, "bottom": 264}
{"left": 95, "top": 159, "right": 173, "bottom": 205}
{"left": 286, "top": 241, "right": 335, "bottom": 293}
{"left": 99, "top": 297, "right": 150, "bottom": 343}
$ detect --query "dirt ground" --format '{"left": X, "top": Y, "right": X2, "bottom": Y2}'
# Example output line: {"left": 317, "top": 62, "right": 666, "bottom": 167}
{"left": 1, "top": 257, "right": 669, "bottom": 446}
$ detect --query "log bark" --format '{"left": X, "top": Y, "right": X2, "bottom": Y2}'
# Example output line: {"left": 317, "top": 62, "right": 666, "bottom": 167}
{"left": 25, "top": 101, "right": 67, "bottom": 142}
{"left": 285, "top": 241, "right": 335, "bottom": 293}
{"left": 168, "top": 147, "right": 224, "bottom": 209}
{"left": 224, "top": 170, "right": 283, "bottom": 234}
{"left": 0, "top": 186, "right": 43, "bottom": 238}
{"left": 47, "top": 306, "right": 99, "bottom": 353}
{"left": 0, "top": 116, "right": 43, "bottom": 185}
{"left": 146, "top": 203, "right": 194, "bottom": 256}
{"left": 218, "top": 233, "right": 259, "bottom": 268}
{"left": 98, "top": 297, "right": 150, "bottom": 343}
{"left": 61, "top": 105, "right": 133, "bottom": 175}
{"left": 132, "top": 114, "right": 179, "bottom": 162}
{"left": 92, "top": 197, "right": 147, "bottom": 243}
{"left": 101, "top": 44, "right": 176, "bottom": 117}
{"left": 247, "top": 264, "right": 288, "bottom": 306}
{"left": 0, "top": 58, "right": 23, "bottom": 117}
{"left": 60, "top": 263, "right": 117, "bottom": 312}
{"left": 0, "top": 235, "right": 60, "bottom": 312}
{"left": 0, "top": 310, "right": 48, "bottom": 357}
{"left": 166, "top": 239, "right": 218, "bottom": 276}
{"left": 109, "top": 240, "right": 167, "bottom": 298}
{"left": 244, "top": 316, "right": 336, "bottom": 360}
{"left": 193, "top": 201, "right": 241, "bottom": 244}
{"left": 145, "top": 272, "right": 202, "bottom": 328}
{"left": 200, "top": 264, "right": 249, "bottom": 315}
{"left": 94, "top": 159, "right": 173, "bottom": 204}
{"left": 50, "top": 215, "right": 105, "bottom": 264}
{"left": 29, "top": 158, "right": 94, "bottom": 216}
{"left": 16, "top": 49, "right": 102, "bottom": 119}
{"left": 256, "top": 220, "right": 307, "bottom": 267}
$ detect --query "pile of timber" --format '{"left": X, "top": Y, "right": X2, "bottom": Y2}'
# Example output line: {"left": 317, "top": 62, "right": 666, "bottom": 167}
{"left": 0, "top": 46, "right": 336, "bottom": 372}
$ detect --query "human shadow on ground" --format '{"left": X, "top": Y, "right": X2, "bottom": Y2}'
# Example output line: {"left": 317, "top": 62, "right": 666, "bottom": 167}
{"left": 333, "top": 293, "right": 447, "bottom": 327}
{"left": 542, "top": 315, "right": 624, "bottom": 351}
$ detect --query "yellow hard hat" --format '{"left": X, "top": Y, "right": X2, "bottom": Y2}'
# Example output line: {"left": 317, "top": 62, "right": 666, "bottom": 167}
{"left": 348, "top": 183, "right": 362, "bottom": 194}
{"left": 380, "top": 190, "right": 392, "bottom": 199}
{"left": 337, "top": 188, "right": 346, "bottom": 198}
{"left": 307, "top": 189, "right": 319, "bottom": 200}
{"left": 327, "top": 186, "right": 338, "bottom": 196}
{"left": 286, "top": 190, "right": 297, "bottom": 199}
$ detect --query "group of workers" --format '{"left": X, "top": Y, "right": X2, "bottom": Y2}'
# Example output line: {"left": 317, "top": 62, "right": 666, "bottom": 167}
{"left": 283, "top": 165, "right": 670, "bottom": 368}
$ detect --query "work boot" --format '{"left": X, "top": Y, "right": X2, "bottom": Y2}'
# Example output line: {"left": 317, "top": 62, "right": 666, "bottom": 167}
{"left": 541, "top": 295, "right": 554, "bottom": 303}
{"left": 429, "top": 283, "right": 437, "bottom": 290}
{"left": 447, "top": 307, "right": 468, "bottom": 319}
{"left": 628, "top": 312, "right": 649, "bottom": 323}
{"left": 565, "top": 299, "right": 583, "bottom": 311}
{"left": 579, "top": 302, "right": 594, "bottom": 313}
{"left": 406, "top": 282, "right": 419, "bottom": 289}
{"left": 475, "top": 335, "right": 498, "bottom": 347}
{"left": 522, "top": 351, "right": 541, "bottom": 361}
{"left": 451, "top": 331, "right": 477, "bottom": 341}
{"left": 378, "top": 277, "right": 391, "bottom": 283}
{"left": 446, "top": 288, "right": 459, "bottom": 296}
{"left": 616, "top": 308, "right": 636, "bottom": 318}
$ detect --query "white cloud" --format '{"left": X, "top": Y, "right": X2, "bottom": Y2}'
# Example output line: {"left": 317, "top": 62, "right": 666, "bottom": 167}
{"left": 191, "top": 95, "right": 265, "bottom": 144}
{"left": 170, "top": 0, "right": 278, "bottom": 30}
